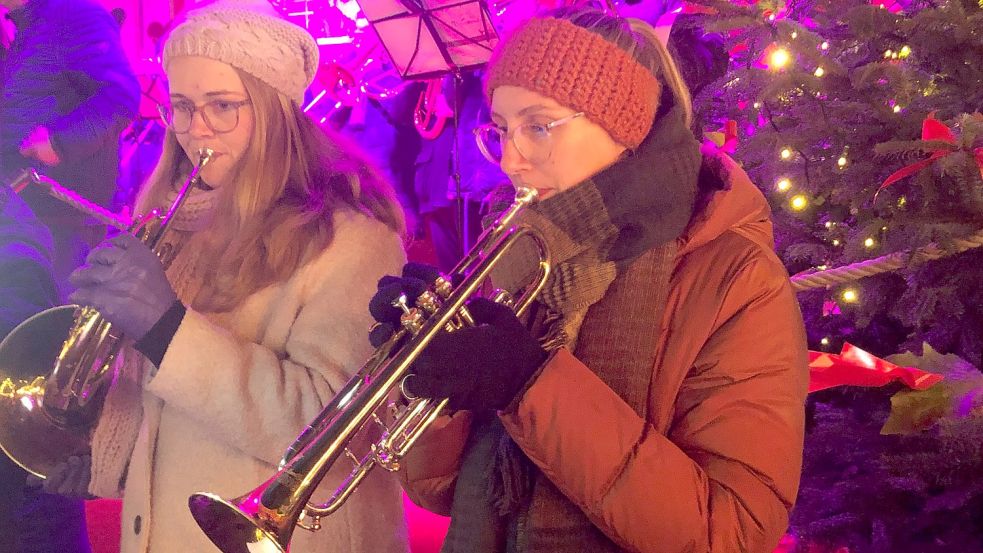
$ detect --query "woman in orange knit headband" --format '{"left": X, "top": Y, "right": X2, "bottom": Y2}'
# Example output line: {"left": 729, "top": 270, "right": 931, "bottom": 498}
{"left": 369, "top": 7, "right": 809, "bottom": 553}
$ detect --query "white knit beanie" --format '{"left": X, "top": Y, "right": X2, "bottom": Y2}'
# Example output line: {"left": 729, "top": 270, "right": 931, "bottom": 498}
{"left": 163, "top": 0, "right": 319, "bottom": 104}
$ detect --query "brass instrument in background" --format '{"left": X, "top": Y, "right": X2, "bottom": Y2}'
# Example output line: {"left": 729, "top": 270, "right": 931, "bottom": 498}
{"left": 188, "top": 187, "right": 550, "bottom": 553}
{"left": 0, "top": 148, "right": 214, "bottom": 478}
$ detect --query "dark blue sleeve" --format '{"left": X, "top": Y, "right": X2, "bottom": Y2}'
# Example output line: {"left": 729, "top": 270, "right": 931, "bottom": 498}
{"left": 0, "top": 193, "right": 58, "bottom": 338}
{"left": 45, "top": 3, "right": 140, "bottom": 164}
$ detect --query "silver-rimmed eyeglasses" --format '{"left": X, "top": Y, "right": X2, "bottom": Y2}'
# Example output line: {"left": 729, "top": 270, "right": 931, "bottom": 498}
{"left": 473, "top": 112, "right": 584, "bottom": 165}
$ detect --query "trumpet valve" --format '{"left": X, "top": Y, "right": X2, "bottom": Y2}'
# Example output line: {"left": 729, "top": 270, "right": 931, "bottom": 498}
{"left": 432, "top": 276, "right": 453, "bottom": 299}
{"left": 415, "top": 291, "right": 441, "bottom": 315}
{"left": 399, "top": 309, "right": 425, "bottom": 335}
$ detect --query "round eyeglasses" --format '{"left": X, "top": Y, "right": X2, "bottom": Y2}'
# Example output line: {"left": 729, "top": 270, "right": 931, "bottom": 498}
{"left": 158, "top": 99, "right": 251, "bottom": 134}
{"left": 473, "top": 112, "right": 584, "bottom": 165}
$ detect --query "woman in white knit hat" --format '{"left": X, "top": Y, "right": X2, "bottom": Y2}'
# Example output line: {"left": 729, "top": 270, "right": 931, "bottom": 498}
{"left": 35, "top": 1, "right": 411, "bottom": 551}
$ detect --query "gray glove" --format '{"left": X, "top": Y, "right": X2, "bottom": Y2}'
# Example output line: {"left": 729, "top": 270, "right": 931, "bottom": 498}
{"left": 69, "top": 233, "right": 178, "bottom": 341}
{"left": 25, "top": 455, "right": 93, "bottom": 498}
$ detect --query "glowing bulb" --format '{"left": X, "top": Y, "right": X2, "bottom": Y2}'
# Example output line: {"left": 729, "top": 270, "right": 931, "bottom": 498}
{"left": 814, "top": 67, "right": 825, "bottom": 77}
{"left": 884, "top": 49, "right": 893, "bottom": 58}
{"left": 820, "top": 41, "right": 830, "bottom": 50}
{"left": 780, "top": 147, "right": 793, "bottom": 160}
{"left": 790, "top": 194, "right": 809, "bottom": 211}
{"left": 776, "top": 178, "right": 792, "bottom": 192}
{"left": 832, "top": 239, "right": 842, "bottom": 246}
{"left": 864, "top": 237, "right": 875, "bottom": 248}
{"left": 841, "top": 289, "right": 859, "bottom": 303}
{"left": 899, "top": 45, "right": 911, "bottom": 58}
{"left": 898, "top": 196, "right": 907, "bottom": 207}
{"left": 769, "top": 48, "right": 791, "bottom": 70}
{"left": 824, "top": 221, "right": 834, "bottom": 229}
{"left": 817, "top": 265, "right": 828, "bottom": 270}
{"left": 820, "top": 337, "right": 830, "bottom": 346}
{"left": 837, "top": 156, "right": 848, "bottom": 168}
{"left": 893, "top": 105, "right": 902, "bottom": 113}
{"left": 753, "top": 102, "right": 762, "bottom": 109}
{"left": 791, "top": 31, "right": 798, "bottom": 39}
{"left": 881, "top": 226, "right": 888, "bottom": 231}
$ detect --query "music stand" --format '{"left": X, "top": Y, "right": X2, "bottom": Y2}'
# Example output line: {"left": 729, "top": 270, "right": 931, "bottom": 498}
{"left": 359, "top": 0, "right": 499, "bottom": 80}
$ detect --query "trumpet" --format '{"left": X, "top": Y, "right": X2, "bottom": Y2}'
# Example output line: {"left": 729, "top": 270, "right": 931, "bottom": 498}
{"left": 0, "top": 148, "right": 214, "bottom": 478}
{"left": 188, "top": 187, "right": 550, "bottom": 553}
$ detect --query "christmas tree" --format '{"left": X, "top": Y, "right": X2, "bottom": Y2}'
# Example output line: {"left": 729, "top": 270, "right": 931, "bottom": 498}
{"left": 679, "top": 0, "right": 983, "bottom": 549}
{"left": 683, "top": 0, "right": 983, "bottom": 366}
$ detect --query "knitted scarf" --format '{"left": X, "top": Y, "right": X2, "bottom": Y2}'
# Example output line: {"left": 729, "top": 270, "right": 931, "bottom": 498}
{"left": 441, "top": 97, "right": 702, "bottom": 553}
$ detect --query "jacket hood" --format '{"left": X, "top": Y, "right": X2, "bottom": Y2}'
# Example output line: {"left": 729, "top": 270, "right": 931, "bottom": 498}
{"left": 679, "top": 146, "right": 774, "bottom": 257}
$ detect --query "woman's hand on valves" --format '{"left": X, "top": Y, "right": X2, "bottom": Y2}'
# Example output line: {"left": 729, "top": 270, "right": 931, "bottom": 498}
{"left": 368, "top": 263, "right": 548, "bottom": 412}
{"left": 68, "top": 233, "right": 178, "bottom": 341}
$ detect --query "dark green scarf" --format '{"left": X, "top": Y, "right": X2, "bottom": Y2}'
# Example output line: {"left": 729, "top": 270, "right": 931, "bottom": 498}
{"left": 441, "top": 96, "right": 702, "bottom": 553}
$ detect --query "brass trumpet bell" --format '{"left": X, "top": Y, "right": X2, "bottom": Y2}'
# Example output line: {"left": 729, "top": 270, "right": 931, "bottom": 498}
{"left": 0, "top": 306, "right": 95, "bottom": 477}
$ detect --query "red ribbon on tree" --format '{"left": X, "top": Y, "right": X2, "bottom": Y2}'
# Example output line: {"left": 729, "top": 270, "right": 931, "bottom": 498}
{"left": 808, "top": 342, "right": 943, "bottom": 393}
{"left": 877, "top": 113, "right": 983, "bottom": 194}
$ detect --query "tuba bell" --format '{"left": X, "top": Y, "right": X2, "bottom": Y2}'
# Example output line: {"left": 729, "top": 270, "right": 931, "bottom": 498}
{"left": 0, "top": 148, "right": 214, "bottom": 479}
{"left": 188, "top": 187, "right": 550, "bottom": 553}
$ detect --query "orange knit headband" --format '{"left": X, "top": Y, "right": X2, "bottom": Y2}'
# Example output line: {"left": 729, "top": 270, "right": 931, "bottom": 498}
{"left": 484, "top": 17, "right": 662, "bottom": 149}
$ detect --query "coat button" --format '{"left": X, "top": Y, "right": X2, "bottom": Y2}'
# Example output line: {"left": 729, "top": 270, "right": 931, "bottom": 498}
{"left": 134, "top": 515, "right": 142, "bottom": 535}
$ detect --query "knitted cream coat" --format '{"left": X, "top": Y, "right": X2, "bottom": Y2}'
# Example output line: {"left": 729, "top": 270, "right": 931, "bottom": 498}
{"left": 89, "top": 209, "right": 409, "bottom": 553}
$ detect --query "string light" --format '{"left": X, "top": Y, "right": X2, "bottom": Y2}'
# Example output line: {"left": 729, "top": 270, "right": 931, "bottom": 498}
{"left": 790, "top": 194, "right": 809, "bottom": 211}
{"left": 841, "top": 288, "right": 859, "bottom": 303}
{"left": 837, "top": 155, "right": 848, "bottom": 168}
{"left": 753, "top": 102, "right": 762, "bottom": 109}
{"left": 899, "top": 45, "right": 911, "bottom": 58}
{"left": 864, "top": 237, "right": 876, "bottom": 248}
{"left": 881, "top": 225, "right": 888, "bottom": 231}
{"left": 820, "top": 41, "right": 830, "bottom": 50}
{"left": 820, "top": 337, "right": 831, "bottom": 346}
{"left": 791, "top": 31, "right": 798, "bottom": 39}
{"left": 884, "top": 49, "right": 894, "bottom": 58}
{"left": 898, "top": 196, "right": 908, "bottom": 207}
{"left": 776, "top": 178, "right": 792, "bottom": 192}
{"left": 893, "top": 104, "right": 902, "bottom": 113}
{"left": 769, "top": 48, "right": 792, "bottom": 70}
{"left": 824, "top": 221, "right": 834, "bottom": 229}
{"left": 832, "top": 239, "right": 842, "bottom": 246}
{"left": 781, "top": 147, "right": 794, "bottom": 160}
{"left": 814, "top": 66, "right": 825, "bottom": 77}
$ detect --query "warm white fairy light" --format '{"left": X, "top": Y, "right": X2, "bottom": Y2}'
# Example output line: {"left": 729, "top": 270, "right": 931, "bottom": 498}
{"left": 769, "top": 48, "right": 792, "bottom": 70}
{"left": 781, "top": 147, "right": 793, "bottom": 160}
{"left": 814, "top": 67, "right": 825, "bottom": 77}
{"left": 790, "top": 194, "right": 809, "bottom": 211}
{"left": 776, "top": 178, "right": 792, "bottom": 192}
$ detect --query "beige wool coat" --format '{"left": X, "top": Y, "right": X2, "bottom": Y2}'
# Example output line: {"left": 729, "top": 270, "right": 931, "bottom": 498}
{"left": 89, "top": 209, "right": 409, "bottom": 553}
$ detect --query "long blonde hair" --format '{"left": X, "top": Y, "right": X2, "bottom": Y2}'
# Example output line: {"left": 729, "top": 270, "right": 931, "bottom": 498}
{"left": 138, "top": 70, "right": 405, "bottom": 312}
{"left": 547, "top": 7, "right": 693, "bottom": 129}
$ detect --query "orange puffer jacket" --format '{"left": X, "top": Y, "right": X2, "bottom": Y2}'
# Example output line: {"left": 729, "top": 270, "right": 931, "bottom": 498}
{"left": 399, "top": 155, "right": 810, "bottom": 553}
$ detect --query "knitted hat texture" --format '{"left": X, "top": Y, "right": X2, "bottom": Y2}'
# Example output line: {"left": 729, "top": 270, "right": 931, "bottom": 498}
{"left": 485, "top": 16, "right": 661, "bottom": 149}
{"left": 163, "top": 0, "right": 319, "bottom": 104}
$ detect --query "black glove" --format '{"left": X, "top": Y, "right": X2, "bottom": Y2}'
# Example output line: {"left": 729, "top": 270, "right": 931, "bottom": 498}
{"left": 368, "top": 262, "right": 442, "bottom": 347}
{"left": 25, "top": 455, "right": 92, "bottom": 499}
{"left": 404, "top": 298, "right": 548, "bottom": 411}
{"left": 68, "top": 233, "right": 178, "bottom": 341}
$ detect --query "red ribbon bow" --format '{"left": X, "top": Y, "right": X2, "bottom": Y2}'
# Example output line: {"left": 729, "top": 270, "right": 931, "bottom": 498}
{"left": 808, "top": 342, "right": 943, "bottom": 393}
{"left": 877, "top": 113, "right": 983, "bottom": 194}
